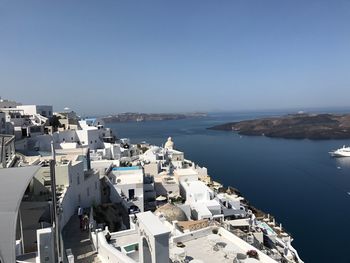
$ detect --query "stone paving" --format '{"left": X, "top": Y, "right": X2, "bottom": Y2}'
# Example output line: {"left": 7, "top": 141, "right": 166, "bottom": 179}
{"left": 62, "top": 215, "right": 101, "bottom": 263}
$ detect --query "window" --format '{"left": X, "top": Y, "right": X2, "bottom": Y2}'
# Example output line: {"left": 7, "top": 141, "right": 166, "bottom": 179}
{"left": 95, "top": 181, "right": 98, "bottom": 190}
{"left": 78, "top": 194, "right": 81, "bottom": 203}
{"left": 87, "top": 187, "right": 90, "bottom": 197}
{"left": 95, "top": 140, "right": 97, "bottom": 143}
{"left": 90, "top": 141, "right": 93, "bottom": 144}
{"left": 77, "top": 176, "right": 80, "bottom": 185}
{"left": 71, "top": 137, "right": 73, "bottom": 141}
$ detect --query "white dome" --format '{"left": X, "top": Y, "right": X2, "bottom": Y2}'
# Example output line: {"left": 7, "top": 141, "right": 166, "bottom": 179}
{"left": 156, "top": 203, "right": 187, "bottom": 222}
{"left": 164, "top": 137, "right": 174, "bottom": 150}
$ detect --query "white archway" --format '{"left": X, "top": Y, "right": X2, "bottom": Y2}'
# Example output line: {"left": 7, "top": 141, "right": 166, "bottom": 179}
{"left": 137, "top": 212, "right": 170, "bottom": 263}
{"left": 142, "top": 237, "right": 152, "bottom": 263}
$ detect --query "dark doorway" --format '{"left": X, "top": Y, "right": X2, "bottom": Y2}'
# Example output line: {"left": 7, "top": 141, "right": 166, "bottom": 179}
{"left": 128, "top": 189, "right": 135, "bottom": 199}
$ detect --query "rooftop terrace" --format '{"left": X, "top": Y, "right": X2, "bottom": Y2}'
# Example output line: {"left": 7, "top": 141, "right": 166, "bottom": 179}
{"left": 171, "top": 227, "right": 278, "bottom": 263}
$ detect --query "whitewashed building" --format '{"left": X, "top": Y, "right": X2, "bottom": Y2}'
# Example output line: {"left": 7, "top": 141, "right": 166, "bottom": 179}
{"left": 109, "top": 166, "right": 144, "bottom": 212}
{"left": 16, "top": 105, "right": 53, "bottom": 118}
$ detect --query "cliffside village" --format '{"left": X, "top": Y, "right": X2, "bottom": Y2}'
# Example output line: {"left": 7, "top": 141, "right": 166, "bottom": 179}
{"left": 0, "top": 98, "right": 303, "bottom": 263}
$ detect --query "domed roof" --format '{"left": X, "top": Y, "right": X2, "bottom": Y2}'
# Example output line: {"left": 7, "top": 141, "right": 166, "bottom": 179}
{"left": 155, "top": 203, "right": 187, "bottom": 222}
{"left": 164, "top": 137, "right": 174, "bottom": 150}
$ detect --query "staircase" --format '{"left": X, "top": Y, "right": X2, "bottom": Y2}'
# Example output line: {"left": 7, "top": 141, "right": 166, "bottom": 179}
{"left": 62, "top": 215, "right": 102, "bottom": 263}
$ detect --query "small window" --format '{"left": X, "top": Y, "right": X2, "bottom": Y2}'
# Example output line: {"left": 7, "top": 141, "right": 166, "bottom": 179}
{"left": 90, "top": 141, "right": 93, "bottom": 144}
{"left": 78, "top": 194, "right": 81, "bottom": 203}
{"left": 95, "top": 181, "right": 98, "bottom": 190}
{"left": 71, "top": 137, "right": 73, "bottom": 140}
{"left": 87, "top": 187, "right": 90, "bottom": 197}
{"left": 95, "top": 140, "right": 97, "bottom": 143}
{"left": 77, "top": 176, "right": 80, "bottom": 185}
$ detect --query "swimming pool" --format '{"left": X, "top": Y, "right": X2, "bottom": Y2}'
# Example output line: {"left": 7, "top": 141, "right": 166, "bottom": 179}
{"left": 257, "top": 221, "right": 276, "bottom": 236}
{"left": 112, "top": 166, "right": 141, "bottom": 171}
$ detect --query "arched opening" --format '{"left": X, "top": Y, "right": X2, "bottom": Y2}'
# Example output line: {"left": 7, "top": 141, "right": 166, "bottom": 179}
{"left": 142, "top": 237, "right": 152, "bottom": 263}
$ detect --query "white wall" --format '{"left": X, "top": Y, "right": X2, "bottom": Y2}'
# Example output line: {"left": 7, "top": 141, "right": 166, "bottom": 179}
{"left": 59, "top": 187, "right": 77, "bottom": 228}
{"left": 68, "top": 162, "right": 101, "bottom": 208}
{"left": 180, "top": 180, "right": 212, "bottom": 204}
{"left": 36, "top": 105, "right": 53, "bottom": 118}
{"left": 16, "top": 105, "right": 53, "bottom": 118}
{"left": 104, "top": 177, "right": 123, "bottom": 204}
{"left": 91, "top": 231, "right": 136, "bottom": 263}
{"left": 16, "top": 105, "right": 37, "bottom": 116}
{"left": 110, "top": 168, "right": 144, "bottom": 211}
{"left": 28, "top": 134, "right": 53, "bottom": 151}
{"left": 58, "top": 162, "right": 101, "bottom": 227}
{"left": 53, "top": 130, "right": 78, "bottom": 144}
{"left": 76, "top": 129, "right": 104, "bottom": 149}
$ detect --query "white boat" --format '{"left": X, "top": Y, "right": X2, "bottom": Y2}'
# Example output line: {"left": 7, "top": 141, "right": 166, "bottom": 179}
{"left": 330, "top": 145, "right": 350, "bottom": 157}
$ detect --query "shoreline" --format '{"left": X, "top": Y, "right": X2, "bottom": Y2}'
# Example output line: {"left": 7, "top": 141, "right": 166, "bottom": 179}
{"left": 208, "top": 113, "right": 350, "bottom": 140}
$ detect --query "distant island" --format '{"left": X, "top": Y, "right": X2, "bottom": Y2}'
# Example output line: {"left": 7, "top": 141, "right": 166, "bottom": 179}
{"left": 208, "top": 113, "right": 350, "bottom": 140}
{"left": 101, "top": 112, "right": 207, "bottom": 123}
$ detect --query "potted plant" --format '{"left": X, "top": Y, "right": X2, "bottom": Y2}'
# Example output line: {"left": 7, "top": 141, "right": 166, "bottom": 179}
{"left": 247, "top": 250, "right": 259, "bottom": 260}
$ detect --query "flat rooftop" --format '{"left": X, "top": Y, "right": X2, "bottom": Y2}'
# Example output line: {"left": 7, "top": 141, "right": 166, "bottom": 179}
{"left": 110, "top": 231, "right": 139, "bottom": 248}
{"left": 174, "top": 168, "right": 198, "bottom": 176}
{"left": 23, "top": 153, "right": 81, "bottom": 166}
{"left": 172, "top": 228, "right": 278, "bottom": 263}
{"left": 110, "top": 231, "right": 140, "bottom": 262}
{"left": 177, "top": 235, "right": 253, "bottom": 263}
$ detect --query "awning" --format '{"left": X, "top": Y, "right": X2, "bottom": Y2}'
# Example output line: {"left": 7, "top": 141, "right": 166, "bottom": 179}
{"left": 0, "top": 166, "right": 40, "bottom": 263}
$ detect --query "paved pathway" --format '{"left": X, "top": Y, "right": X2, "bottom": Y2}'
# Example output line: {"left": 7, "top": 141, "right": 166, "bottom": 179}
{"left": 62, "top": 215, "right": 101, "bottom": 263}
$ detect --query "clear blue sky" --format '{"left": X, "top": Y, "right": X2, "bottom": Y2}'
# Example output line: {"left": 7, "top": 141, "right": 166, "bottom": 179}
{"left": 1, "top": 0, "right": 350, "bottom": 115}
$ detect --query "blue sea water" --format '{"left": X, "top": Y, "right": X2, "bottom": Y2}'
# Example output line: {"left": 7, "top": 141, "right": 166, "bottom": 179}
{"left": 107, "top": 111, "right": 350, "bottom": 263}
